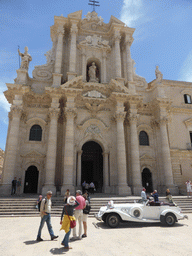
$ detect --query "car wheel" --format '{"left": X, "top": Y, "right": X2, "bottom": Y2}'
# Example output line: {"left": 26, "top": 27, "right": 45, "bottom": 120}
{"left": 106, "top": 213, "right": 120, "bottom": 228}
{"left": 164, "top": 213, "right": 176, "bottom": 226}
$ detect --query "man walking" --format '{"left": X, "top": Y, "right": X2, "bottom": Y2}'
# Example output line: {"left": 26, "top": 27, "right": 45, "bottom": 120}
{"left": 71, "top": 190, "right": 86, "bottom": 240}
{"left": 36, "top": 191, "right": 58, "bottom": 241}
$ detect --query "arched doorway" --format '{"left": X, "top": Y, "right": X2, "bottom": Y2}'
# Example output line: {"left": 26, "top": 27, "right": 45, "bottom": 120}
{"left": 24, "top": 165, "right": 39, "bottom": 193}
{"left": 81, "top": 141, "right": 103, "bottom": 192}
{"left": 142, "top": 168, "right": 153, "bottom": 193}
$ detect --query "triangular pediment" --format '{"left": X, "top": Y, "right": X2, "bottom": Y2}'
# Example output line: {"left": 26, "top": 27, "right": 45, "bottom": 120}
{"left": 140, "top": 154, "right": 155, "bottom": 161}
{"left": 21, "top": 150, "right": 45, "bottom": 158}
{"left": 109, "top": 15, "right": 125, "bottom": 25}
{"left": 68, "top": 10, "right": 82, "bottom": 20}
{"left": 61, "top": 76, "right": 83, "bottom": 89}
{"left": 109, "top": 79, "right": 129, "bottom": 93}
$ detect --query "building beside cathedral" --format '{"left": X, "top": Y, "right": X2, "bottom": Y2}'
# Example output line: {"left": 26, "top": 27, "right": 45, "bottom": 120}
{"left": 1, "top": 10, "right": 192, "bottom": 196}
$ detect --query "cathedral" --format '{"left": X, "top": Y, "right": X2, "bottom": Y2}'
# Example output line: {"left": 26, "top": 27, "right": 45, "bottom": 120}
{"left": 1, "top": 10, "right": 192, "bottom": 196}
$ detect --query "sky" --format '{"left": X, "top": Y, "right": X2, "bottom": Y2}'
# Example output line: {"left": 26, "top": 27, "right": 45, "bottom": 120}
{"left": 0, "top": 0, "right": 192, "bottom": 150}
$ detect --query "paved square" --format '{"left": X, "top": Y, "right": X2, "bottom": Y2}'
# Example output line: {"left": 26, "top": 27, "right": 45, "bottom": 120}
{"left": 0, "top": 215, "right": 191, "bottom": 256}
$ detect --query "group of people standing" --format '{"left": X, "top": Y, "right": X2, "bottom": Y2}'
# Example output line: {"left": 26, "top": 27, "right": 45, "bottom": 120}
{"left": 36, "top": 189, "right": 91, "bottom": 250}
{"left": 141, "top": 188, "right": 174, "bottom": 204}
{"left": 11, "top": 177, "right": 22, "bottom": 195}
{"left": 82, "top": 181, "right": 95, "bottom": 194}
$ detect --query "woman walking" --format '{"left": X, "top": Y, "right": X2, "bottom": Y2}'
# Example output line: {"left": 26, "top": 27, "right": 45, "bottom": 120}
{"left": 60, "top": 196, "right": 79, "bottom": 250}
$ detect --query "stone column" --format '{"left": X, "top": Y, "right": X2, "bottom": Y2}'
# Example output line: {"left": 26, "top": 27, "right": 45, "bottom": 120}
{"left": 55, "top": 26, "right": 64, "bottom": 73}
{"left": 42, "top": 106, "right": 59, "bottom": 195}
{"left": 103, "top": 152, "right": 110, "bottom": 193}
{"left": 129, "top": 113, "right": 143, "bottom": 195}
{"left": 1, "top": 105, "right": 22, "bottom": 194}
{"left": 81, "top": 49, "right": 86, "bottom": 82}
{"left": 61, "top": 108, "right": 76, "bottom": 195}
{"left": 115, "top": 112, "right": 131, "bottom": 195}
{"left": 159, "top": 117, "right": 178, "bottom": 194}
{"left": 68, "top": 23, "right": 78, "bottom": 80}
{"left": 77, "top": 150, "right": 83, "bottom": 188}
{"left": 125, "top": 34, "right": 133, "bottom": 82}
{"left": 53, "top": 26, "right": 64, "bottom": 87}
{"left": 102, "top": 51, "right": 107, "bottom": 83}
{"left": 114, "top": 30, "right": 122, "bottom": 78}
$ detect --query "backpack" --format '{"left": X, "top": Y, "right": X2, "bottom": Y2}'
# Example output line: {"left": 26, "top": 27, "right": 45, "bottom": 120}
{"left": 83, "top": 204, "right": 91, "bottom": 214}
{"left": 38, "top": 198, "right": 47, "bottom": 212}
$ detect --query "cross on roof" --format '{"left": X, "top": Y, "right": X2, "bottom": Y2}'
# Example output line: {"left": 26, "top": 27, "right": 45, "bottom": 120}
{"left": 88, "top": 0, "right": 100, "bottom": 12}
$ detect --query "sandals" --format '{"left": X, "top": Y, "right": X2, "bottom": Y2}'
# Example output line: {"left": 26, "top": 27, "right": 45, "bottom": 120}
{"left": 82, "top": 234, "right": 87, "bottom": 238}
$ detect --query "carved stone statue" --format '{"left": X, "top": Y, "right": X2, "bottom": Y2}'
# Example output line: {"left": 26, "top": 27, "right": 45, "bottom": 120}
{"left": 155, "top": 66, "right": 163, "bottom": 82}
{"left": 18, "top": 46, "right": 32, "bottom": 71}
{"left": 88, "top": 62, "right": 98, "bottom": 82}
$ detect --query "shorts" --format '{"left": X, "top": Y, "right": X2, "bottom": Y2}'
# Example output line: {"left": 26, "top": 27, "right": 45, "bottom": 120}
{"left": 187, "top": 188, "right": 192, "bottom": 192}
{"left": 82, "top": 214, "right": 88, "bottom": 223}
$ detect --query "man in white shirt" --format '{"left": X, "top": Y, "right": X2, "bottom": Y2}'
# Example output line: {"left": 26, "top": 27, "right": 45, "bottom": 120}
{"left": 141, "top": 188, "right": 147, "bottom": 201}
{"left": 36, "top": 191, "right": 58, "bottom": 241}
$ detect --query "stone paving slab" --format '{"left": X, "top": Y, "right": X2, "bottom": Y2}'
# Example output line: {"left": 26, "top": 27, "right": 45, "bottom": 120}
{"left": 0, "top": 214, "right": 191, "bottom": 256}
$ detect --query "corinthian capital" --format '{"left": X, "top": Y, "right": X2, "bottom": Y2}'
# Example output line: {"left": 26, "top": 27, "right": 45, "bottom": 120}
{"left": 10, "top": 106, "right": 23, "bottom": 119}
{"left": 71, "top": 23, "right": 78, "bottom": 34}
{"left": 159, "top": 117, "right": 168, "bottom": 125}
{"left": 129, "top": 113, "right": 138, "bottom": 124}
{"left": 114, "top": 111, "right": 126, "bottom": 122}
{"left": 125, "top": 34, "right": 132, "bottom": 46}
{"left": 114, "top": 30, "right": 121, "bottom": 41}
{"left": 49, "top": 108, "right": 60, "bottom": 119}
{"left": 57, "top": 25, "right": 64, "bottom": 36}
{"left": 65, "top": 107, "right": 77, "bottom": 119}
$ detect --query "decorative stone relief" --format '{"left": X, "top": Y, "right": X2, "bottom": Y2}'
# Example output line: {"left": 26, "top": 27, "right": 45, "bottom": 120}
{"left": 83, "top": 90, "right": 106, "bottom": 99}
{"left": 32, "top": 46, "right": 55, "bottom": 81}
{"left": 85, "top": 102, "right": 105, "bottom": 116}
{"left": 85, "top": 124, "right": 102, "bottom": 137}
{"left": 114, "top": 112, "right": 126, "bottom": 122}
{"left": 79, "top": 35, "right": 110, "bottom": 50}
{"left": 83, "top": 11, "right": 103, "bottom": 26}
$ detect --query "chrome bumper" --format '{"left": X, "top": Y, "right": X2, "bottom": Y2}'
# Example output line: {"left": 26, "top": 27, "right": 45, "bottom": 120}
{"left": 94, "top": 213, "right": 102, "bottom": 221}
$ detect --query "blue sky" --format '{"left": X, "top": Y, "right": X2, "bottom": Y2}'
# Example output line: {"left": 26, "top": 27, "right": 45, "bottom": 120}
{"left": 0, "top": 0, "right": 192, "bottom": 150}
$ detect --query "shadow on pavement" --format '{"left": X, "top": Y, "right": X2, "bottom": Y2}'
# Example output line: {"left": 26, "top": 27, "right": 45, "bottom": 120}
{"left": 94, "top": 221, "right": 185, "bottom": 229}
{"left": 24, "top": 240, "right": 50, "bottom": 245}
{"left": 50, "top": 248, "right": 67, "bottom": 254}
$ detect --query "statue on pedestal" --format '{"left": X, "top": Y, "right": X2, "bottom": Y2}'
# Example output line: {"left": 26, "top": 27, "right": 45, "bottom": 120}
{"left": 155, "top": 66, "right": 163, "bottom": 82}
{"left": 88, "top": 62, "right": 99, "bottom": 82}
{"left": 18, "top": 46, "right": 32, "bottom": 71}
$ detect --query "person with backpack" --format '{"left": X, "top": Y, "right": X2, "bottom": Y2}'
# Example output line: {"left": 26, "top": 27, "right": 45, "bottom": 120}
{"left": 82, "top": 194, "right": 91, "bottom": 238}
{"left": 36, "top": 191, "right": 58, "bottom": 242}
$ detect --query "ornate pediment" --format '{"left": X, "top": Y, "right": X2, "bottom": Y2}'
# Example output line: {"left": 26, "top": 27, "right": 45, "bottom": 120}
{"left": 21, "top": 150, "right": 45, "bottom": 158}
{"left": 81, "top": 11, "right": 108, "bottom": 32}
{"left": 68, "top": 10, "right": 82, "bottom": 20}
{"left": 109, "top": 15, "right": 125, "bottom": 25}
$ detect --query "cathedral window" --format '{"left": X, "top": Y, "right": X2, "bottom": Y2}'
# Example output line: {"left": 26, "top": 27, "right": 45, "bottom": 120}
{"left": 29, "top": 125, "right": 42, "bottom": 141}
{"left": 184, "top": 94, "right": 192, "bottom": 104}
{"left": 139, "top": 131, "right": 149, "bottom": 146}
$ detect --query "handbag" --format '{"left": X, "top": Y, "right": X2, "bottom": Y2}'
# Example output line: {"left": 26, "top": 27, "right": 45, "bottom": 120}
{"left": 65, "top": 206, "right": 76, "bottom": 229}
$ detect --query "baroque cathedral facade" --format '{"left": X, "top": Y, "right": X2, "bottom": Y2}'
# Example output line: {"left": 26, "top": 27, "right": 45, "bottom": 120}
{"left": 1, "top": 10, "right": 192, "bottom": 196}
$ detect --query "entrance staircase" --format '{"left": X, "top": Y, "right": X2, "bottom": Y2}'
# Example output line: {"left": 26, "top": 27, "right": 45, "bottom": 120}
{"left": 0, "top": 196, "right": 191, "bottom": 217}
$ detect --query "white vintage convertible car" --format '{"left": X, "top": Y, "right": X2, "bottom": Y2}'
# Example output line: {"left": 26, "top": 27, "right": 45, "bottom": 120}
{"left": 95, "top": 200, "right": 188, "bottom": 228}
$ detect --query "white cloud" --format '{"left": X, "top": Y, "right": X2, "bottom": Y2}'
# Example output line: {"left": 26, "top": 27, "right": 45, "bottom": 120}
{"left": 0, "top": 80, "right": 11, "bottom": 112}
{"left": 120, "top": 0, "right": 147, "bottom": 27}
{"left": 179, "top": 51, "right": 192, "bottom": 82}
